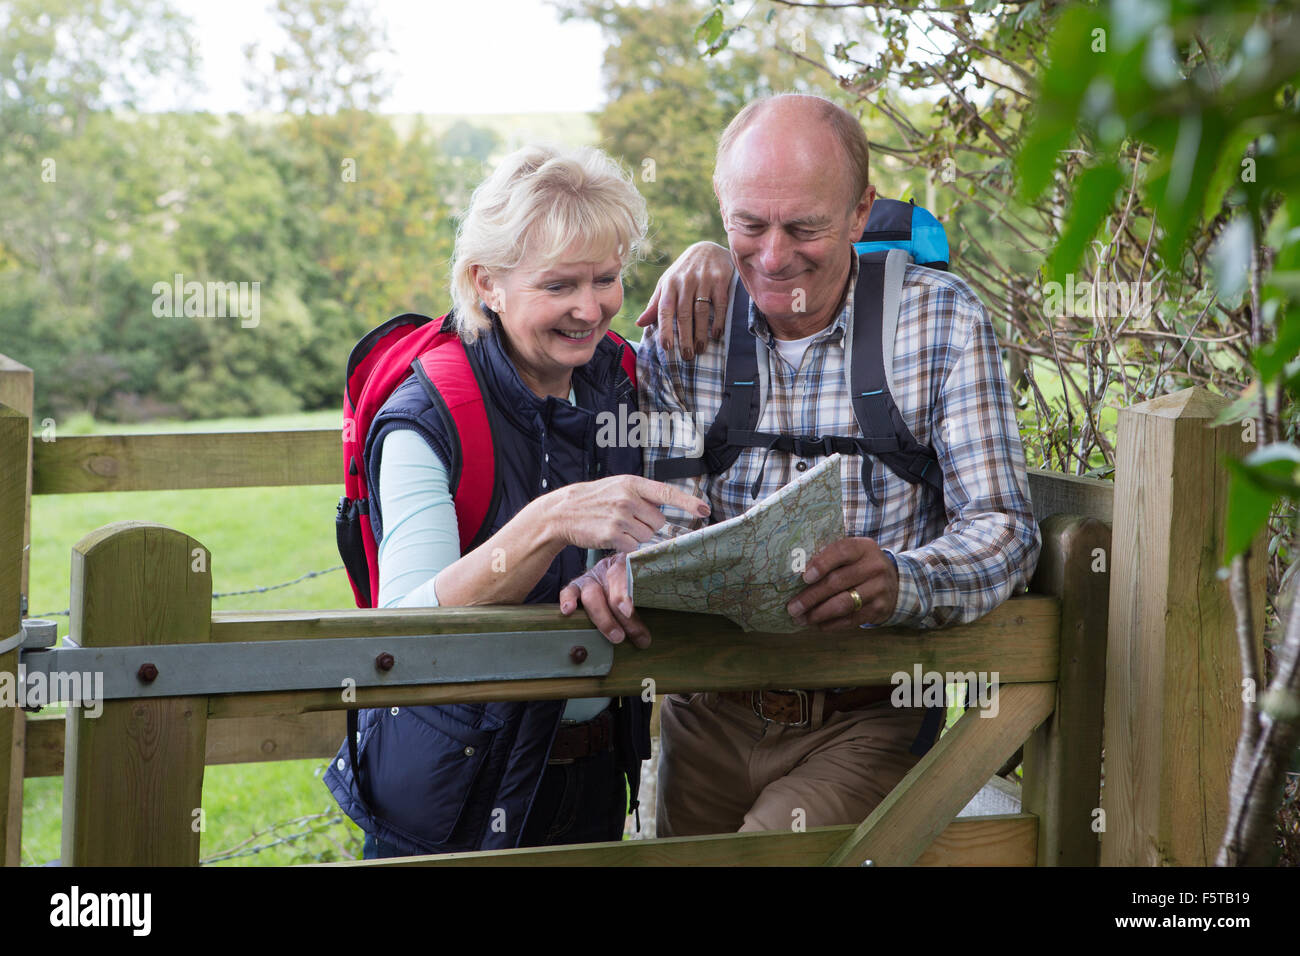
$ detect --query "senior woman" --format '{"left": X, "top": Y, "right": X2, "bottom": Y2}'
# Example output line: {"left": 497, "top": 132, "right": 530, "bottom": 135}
{"left": 324, "top": 145, "right": 708, "bottom": 858}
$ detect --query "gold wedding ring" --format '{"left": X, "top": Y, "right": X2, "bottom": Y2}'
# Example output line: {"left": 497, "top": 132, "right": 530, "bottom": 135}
{"left": 848, "top": 588, "right": 863, "bottom": 612}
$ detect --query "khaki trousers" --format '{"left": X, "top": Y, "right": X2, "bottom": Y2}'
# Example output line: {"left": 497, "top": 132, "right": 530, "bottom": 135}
{"left": 656, "top": 691, "right": 930, "bottom": 836}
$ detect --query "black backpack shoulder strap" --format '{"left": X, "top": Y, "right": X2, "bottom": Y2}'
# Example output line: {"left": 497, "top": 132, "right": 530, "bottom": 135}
{"left": 848, "top": 249, "right": 944, "bottom": 500}
{"left": 651, "top": 274, "right": 759, "bottom": 481}
{"left": 848, "top": 252, "right": 899, "bottom": 448}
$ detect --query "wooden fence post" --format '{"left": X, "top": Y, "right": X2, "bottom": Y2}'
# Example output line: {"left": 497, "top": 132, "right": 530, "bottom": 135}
{"left": 1100, "top": 387, "right": 1265, "bottom": 866}
{"left": 1022, "top": 513, "right": 1111, "bottom": 865}
{"left": 0, "top": 393, "right": 31, "bottom": 866}
{"left": 0, "top": 357, "right": 34, "bottom": 612}
{"left": 62, "top": 522, "right": 212, "bottom": 866}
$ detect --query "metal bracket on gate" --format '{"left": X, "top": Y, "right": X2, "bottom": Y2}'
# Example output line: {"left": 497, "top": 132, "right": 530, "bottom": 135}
{"left": 1, "top": 617, "right": 57, "bottom": 656}
{"left": 16, "top": 628, "right": 613, "bottom": 704}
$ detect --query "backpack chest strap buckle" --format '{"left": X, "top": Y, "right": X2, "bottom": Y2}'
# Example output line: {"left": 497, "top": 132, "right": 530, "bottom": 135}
{"left": 790, "top": 435, "right": 838, "bottom": 458}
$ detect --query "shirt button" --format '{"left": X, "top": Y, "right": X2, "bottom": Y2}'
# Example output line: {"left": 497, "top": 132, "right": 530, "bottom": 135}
{"left": 541, "top": 478, "right": 548, "bottom": 488}
{"left": 390, "top": 707, "right": 399, "bottom": 716}
{"left": 336, "top": 758, "right": 345, "bottom": 772}
{"left": 796, "top": 460, "right": 809, "bottom": 472}
{"left": 464, "top": 746, "right": 476, "bottom": 757}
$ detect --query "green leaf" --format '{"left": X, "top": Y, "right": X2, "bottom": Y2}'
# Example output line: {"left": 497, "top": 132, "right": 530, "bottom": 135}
{"left": 1045, "top": 162, "right": 1125, "bottom": 283}
{"left": 1223, "top": 445, "right": 1300, "bottom": 562}
{"left": 1015, "top": 118, "right": 1076, "bottom": 203}
{"left": 694, "top": 8, "right": 723, "bottom": 47}
{"left": 1201, "top": 124, "right": 1260, "bottom": 223}
{"left": 1211, "top": 214, "right": 1252, "bottom": 305}
{"left": 1156, "top": 110, "right": 1227, "bottom": 267}
{"left": 1015, "top": 0, "right": 1043, "bottom": 29}
{"left": 1212, "top": 381, "right": 1263, "bottom": 429}
{"left": 1014, "top": 4, "right": 1106, "bottom": 201}
{"left": 1252, "top": 301, "right": 1300, "bottom": 385}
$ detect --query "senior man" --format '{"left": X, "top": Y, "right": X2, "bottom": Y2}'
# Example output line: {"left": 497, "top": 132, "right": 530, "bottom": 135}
{"left": 561, "top": 93, "right": 1040, "bottom": 836}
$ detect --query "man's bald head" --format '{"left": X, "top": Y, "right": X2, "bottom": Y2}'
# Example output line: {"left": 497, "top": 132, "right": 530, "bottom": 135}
{"left": 709, "top": 93, "right": 876, "bottom": 338}
{"left": 713, "top": 94, "right": 871, "bottom": 212}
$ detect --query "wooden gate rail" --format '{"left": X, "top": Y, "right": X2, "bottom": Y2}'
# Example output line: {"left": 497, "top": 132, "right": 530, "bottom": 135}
{"left": 337, "top": 815, "right": 1041, "bottom": 867}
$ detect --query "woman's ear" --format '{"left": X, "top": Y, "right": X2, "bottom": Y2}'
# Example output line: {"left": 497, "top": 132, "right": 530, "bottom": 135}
{"left": 470, "top": 265, "right": 501, "bottom": 312}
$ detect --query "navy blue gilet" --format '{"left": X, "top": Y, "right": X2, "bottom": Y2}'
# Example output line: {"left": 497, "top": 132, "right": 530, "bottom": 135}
{"left": 323, "top": 316, "right": 649, "bottom": 855}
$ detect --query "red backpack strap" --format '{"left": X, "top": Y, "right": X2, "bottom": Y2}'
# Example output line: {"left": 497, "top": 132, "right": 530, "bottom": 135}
{"left": 341, "top": 312, "right": 444, "bottom": 608}
{"left": 604, "top": 330, "right": 637, "bottom": 388}
{"left": 414, "top": 334, "right": 496, "bottom": 554}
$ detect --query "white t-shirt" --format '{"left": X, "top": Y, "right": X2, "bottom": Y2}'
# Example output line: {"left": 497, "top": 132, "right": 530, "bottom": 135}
{"left": 772, "top": 329, "right": 821, "bottom": 372}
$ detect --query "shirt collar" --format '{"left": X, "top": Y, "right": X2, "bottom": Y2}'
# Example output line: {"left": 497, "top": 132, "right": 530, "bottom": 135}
{"left": 746, "top": 252, "right": 857, "bottom": 347}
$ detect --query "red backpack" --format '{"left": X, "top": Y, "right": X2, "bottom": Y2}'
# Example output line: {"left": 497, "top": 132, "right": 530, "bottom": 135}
{"left": 335, "top": 312, "right": 637, "bottom": 609}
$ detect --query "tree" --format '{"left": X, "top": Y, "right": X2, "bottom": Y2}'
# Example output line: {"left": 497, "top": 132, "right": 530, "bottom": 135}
{"left": 1010, "top": 0, "right": 1300, "bottom": 867}
{"left": 242, "top": 0, "right": 393, "bottom": 114}
{"left": 441, "top": 120, "right": 500, "bottom": 163}
{"left": 0, "top": 0, "right": 202, "bottom": 420}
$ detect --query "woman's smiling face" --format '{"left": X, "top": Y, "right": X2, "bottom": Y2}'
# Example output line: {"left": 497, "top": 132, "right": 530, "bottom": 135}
{"left": 474, "top": 248, "right": 624, "bottom": 399}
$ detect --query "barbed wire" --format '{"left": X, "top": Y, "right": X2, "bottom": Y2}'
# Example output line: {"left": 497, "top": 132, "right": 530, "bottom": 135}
{"left": 199, "top": 808, "right": 355, "bottom": 865}
{"left": 210, "top": 564, "right": 344, "bottom": 599}
{"left": 29, "top": 564, "right": 344, "bottom": 618}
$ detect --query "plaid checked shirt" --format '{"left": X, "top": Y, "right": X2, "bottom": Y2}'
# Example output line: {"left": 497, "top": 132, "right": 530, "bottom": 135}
{"left": 636, "top": 255, "right": 1042, "bottom": 629}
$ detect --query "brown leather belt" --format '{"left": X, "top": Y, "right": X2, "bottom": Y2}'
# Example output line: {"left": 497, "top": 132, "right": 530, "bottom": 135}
{"left": 547, "top": 708, "right": 614, "bottom": 763}
{"left": 718, "top": 685, "right": 894, "bottom": 727}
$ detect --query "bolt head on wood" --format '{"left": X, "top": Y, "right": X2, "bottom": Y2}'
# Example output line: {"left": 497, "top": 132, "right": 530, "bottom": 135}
{"left": 137, "top": 662, "right": 159, "bottom": 683}
{"left": 375, "top": 652, "right": 395, "bottom": 671}
{"left": 569, "top": 645, "right": 588, "bottom": 664}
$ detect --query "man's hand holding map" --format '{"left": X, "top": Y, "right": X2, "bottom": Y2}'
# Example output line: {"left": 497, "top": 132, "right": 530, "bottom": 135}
{"left": 627, "top": 454, "right": 846, "bottom": 632}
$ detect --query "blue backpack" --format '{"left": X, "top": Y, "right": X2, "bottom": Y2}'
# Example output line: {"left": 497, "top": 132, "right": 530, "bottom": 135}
{"left": 854, "top": 196, "right": 950, "bottom": 268}
{"left": 652, "top": 197, "right": 950, "bottom": 509}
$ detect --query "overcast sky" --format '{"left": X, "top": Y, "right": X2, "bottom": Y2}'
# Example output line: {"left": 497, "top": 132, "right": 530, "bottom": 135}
{"left": 170, "top": 0, "right": 606, "bottom": 114}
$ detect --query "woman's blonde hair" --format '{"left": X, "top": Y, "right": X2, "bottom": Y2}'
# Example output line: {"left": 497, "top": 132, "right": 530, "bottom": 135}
{"left": 449, "top": 144, "right": 649, "bottom": 341}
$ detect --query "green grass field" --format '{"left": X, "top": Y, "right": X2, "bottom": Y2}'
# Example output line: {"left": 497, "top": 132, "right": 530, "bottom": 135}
{"left": 22, "top": 409, "right": 363, "bottom": 865}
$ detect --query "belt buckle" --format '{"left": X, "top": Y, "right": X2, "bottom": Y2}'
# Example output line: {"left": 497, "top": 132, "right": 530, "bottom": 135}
{"left": 752, "top": 689, "right": 810, "bottom": 727}
{"left": 548, "top": 723, "right": 579, "bottom": 765}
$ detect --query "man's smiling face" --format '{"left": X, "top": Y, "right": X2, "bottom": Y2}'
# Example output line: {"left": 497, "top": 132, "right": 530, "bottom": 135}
{"left": 715, "top": 107, "right": 874, "bottom": 338}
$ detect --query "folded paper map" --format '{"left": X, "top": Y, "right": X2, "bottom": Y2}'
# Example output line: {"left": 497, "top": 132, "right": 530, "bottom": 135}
{"left": 627, "top": 454, "right": 845, "bottom": 632}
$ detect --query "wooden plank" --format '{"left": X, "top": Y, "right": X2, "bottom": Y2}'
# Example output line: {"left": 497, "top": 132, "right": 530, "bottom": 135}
{"left": 1027, "top": 468, "right": 1113, "bottom": 525}
{"left": 0, "top": 357, "right": 34, "bottom": 611}
{"left": 25, "top": 710, "right": 346, "bottom": 777}
{"left": 32, "top": 429, "right": 339, "bottom": 493}
{"left": 1022, "top": 514, "right": 1110, "bottom": 865}
{"left": 62, "top": 523, "right": 212, "bottom": 866}
{"left": 914, "top": 813, "right": 1036, "bottom": 866}
{"left": 21, "top": 714, "right": 63, "bottom": 778}
{"left": 204, "top": 596, "right": 1060, "bottom": 719}
{"left": 203, "top": 711, "right": 344, "bottom": 765}
{"left": 210, "top": 595, "right": 1057, "bottom": 643}
{"left": 0, "top": 401, "right": 29, "bottom": 866}
{"left": 823, "top": 681, "right": 1057, "bottom": 867}
{"left": 321, "top": 814, "right": 1038, "bottom": 867}
{"left": 0, "top": 356, "right": 34, "bottom": 423}
{"left": 1101, "top": 387, "right": 1264, "bottom": 866}
{"left": 0, "top": 361, "right": 34, "bottom": 867}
